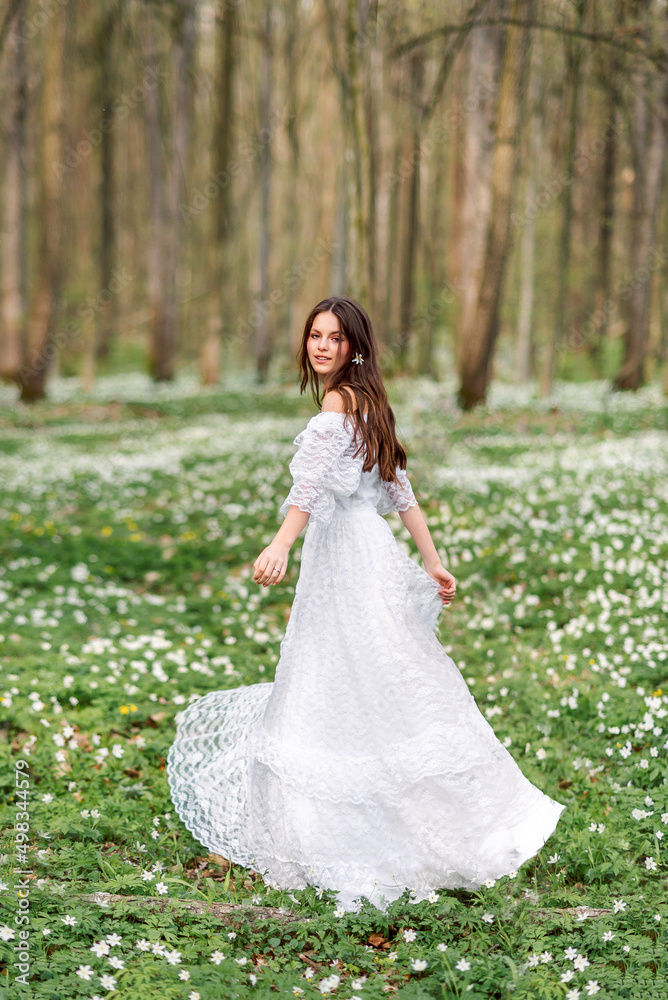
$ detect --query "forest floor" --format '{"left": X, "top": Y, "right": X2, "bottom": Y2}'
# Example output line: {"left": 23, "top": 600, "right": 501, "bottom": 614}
{"left": 1, "top": 373, "right": 667, "bottom": 999}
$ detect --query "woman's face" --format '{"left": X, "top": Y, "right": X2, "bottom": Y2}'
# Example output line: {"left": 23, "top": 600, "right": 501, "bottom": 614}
{"left": 306, "top": 310, "right": 350, "bottom": 382}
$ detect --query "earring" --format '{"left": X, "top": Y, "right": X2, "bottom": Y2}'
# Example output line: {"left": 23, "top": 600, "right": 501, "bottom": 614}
{"left": 352, "top": 352, "right": 364, "bottom": 364}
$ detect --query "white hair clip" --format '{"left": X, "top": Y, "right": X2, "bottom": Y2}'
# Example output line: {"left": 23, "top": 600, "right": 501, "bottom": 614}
{"left": 352, "top": 352, "right": 364, "bottom": 364}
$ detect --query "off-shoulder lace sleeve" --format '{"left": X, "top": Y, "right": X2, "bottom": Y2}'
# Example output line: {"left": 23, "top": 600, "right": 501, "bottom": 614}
{"left": 278, "top": 411, "right": 364, "bottom": 526}
{"left": 376, "top": 466, "right": 419, "bottom": 516}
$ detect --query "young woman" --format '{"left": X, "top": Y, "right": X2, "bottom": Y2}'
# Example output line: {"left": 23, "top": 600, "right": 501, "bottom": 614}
{"left": 167, "top": 296, "right": 566, "bottom": 913}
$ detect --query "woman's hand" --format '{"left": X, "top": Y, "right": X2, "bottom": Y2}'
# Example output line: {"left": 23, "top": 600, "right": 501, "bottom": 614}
{"left": 426, "top": 561, "right": 457, "bottom": 606}
{"left": 253, "top": 541, "right": 290, "bottom": 587}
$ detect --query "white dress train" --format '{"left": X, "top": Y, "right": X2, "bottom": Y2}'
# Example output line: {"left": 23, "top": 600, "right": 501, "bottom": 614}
{"left": 167, "top": 410, "right": 566, "bottom": 912}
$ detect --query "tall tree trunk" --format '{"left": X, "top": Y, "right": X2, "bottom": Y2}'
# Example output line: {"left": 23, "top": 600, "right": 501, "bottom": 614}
{"left": 281, "top": 0, "right": 301, "bottom": 350}
{"left": 213, "top": 1, "right": 235, "bottom": 246}
{"left": 202, "top": 0, "right": 237, "bottom": 385}
{"left": 417, "top": 116, "right": 447, "bottom": 379}
{"left": 142, "top": 0, "right": 196, "bottom": 383}
{"left": 454, "top": 25, "right": 503, "bottom": 374}
{"left": 19, "top": 2, "right": 67, "bottom": 401}
{"left": 613, "top": 9, "right": 668, "bottom": 391}
{"left": 383, "top": 139, "right": 401, "bottom": 353}
{"left": 516, "top": 30, "right": 543, "bottom": 383}
{"left": 323, "top": 0, "right": 352, "bottom": 296}
{"left": 363, "top": 16, "right": 381, "bottom": 328}
{"left": 449, "top": 51, "right": 467, "bottom": 329}
{"left": 168, "top": 0, "right": 197, "bottom": 365}
{"left": 94, "top": 0, "right": 119, "bottom": 364}
{"left": 380, "top": 12, "right": 405, "bottom": 353}
{"left": 255, "top": 0, "right": 274, "bottom": 383}
{"left": 344, "top": 0, "right": 368, "bottom": 303}
{"left": 588, "top": 93, "right": 617, "bottom": 376}
{"left": 540, "top": 0, "right": 587, "bottom": 397}
{"left": 0, "top": 1, "right": 27, "bottom": 382}
{"left": 396, "top": 52, "right": 423, "bottom": 368}
{"left": 143, "top": 5, "right": 172, "bottom": 381}
{"left": 457, "top": 0, "right": 532, "bottom": 410}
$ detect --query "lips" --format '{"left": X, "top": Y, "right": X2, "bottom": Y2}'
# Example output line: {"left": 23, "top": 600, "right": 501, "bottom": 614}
{"left": 315, "top": 357, "right": 330, "bottom": 362}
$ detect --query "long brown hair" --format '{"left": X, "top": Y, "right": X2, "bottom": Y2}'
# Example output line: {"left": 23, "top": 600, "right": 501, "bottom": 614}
{"left": 296, "top": 296, "right": 407, "bottom": 484}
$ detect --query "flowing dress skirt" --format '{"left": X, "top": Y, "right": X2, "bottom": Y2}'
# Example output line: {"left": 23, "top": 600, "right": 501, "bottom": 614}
{"left": 167, "top": 508, "right": 566, "bottom": 912}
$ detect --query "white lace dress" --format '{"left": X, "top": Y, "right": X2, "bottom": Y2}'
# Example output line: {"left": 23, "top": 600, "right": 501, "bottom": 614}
{"left": 167, "top": 410, "right": 566, "bottom": 912}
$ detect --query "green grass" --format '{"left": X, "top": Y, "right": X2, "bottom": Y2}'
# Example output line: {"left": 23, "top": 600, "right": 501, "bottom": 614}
{"left": 0, "top": 374, "right": 667, "bottom": 999}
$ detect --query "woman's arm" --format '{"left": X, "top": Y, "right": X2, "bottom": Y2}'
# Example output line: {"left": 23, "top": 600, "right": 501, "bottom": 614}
{"left": 274, "top": 505, "right": 310, "bottom": 548}
{"left": 399, "top": 504, "right": 457, "bottom": 605}
{"left": 398, "top": 504, "right": 442, "bottom": 571}
{"left": 253, "top": 505, "right": 310, "bottom": 587}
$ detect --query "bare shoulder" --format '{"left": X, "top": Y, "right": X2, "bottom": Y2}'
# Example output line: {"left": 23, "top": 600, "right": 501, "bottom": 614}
{"left": 322, "top": 387, "right": 357, "bottom": 413}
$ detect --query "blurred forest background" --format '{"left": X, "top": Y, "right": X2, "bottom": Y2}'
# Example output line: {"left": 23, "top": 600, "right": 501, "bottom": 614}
{"left": 0, "top": 0, "right": 667, "bottom": 409}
